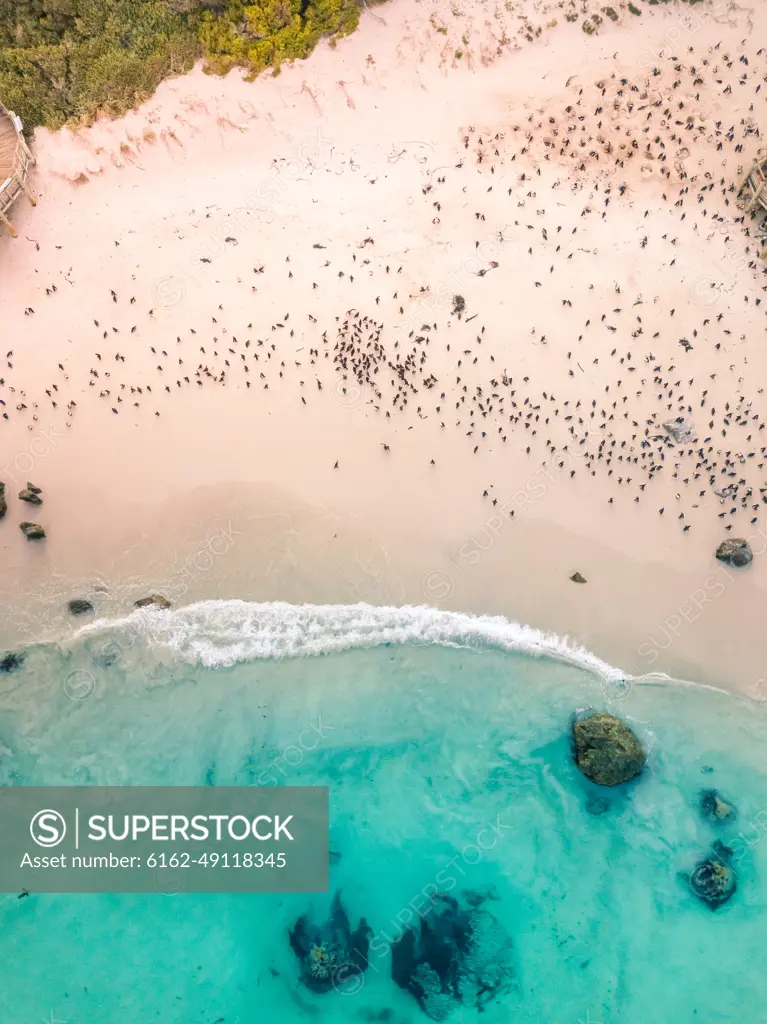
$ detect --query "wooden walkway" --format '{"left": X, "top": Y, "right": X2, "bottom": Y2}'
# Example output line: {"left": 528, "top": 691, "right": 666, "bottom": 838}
{"left": 0, "top": 102, "right": 35, "bottom": 237}
{"left": 740, "top": 152, "right": 767, "bottom": 217}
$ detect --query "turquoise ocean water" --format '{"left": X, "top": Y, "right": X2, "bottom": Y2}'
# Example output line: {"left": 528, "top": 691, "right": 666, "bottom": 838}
{"left": 0, "top": 600, "right": 765, "bottom": 1023}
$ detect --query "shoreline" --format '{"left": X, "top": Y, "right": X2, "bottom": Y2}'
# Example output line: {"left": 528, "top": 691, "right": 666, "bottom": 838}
{"left": 1, "top": 477, "right": 764, "bottom": 698}
{"left": 2, "top": 0, "right": 767, "bottom": 699}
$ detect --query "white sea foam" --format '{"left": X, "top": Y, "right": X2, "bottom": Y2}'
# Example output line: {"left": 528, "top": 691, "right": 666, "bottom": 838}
{"left": 72, "top": 600, "right": 628, "bottom": 681}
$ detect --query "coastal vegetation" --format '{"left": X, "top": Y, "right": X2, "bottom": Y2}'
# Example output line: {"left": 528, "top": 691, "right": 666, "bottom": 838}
{"left": 0, "top": 0, "right": 370, "bottom": 130}
{"left": 577, "top": 0, "right": 702, "bottom": 34}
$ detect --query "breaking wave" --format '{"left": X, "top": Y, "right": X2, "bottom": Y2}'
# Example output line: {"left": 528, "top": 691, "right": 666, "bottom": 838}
{"left": 70, "top": 599, "right": 628, "bottom": 681}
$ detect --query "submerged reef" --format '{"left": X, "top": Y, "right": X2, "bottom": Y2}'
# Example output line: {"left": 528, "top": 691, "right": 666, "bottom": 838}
{"left": 391, "top": 891, "right": 513, "bottom": 1019}
{"left": 0, "top": 650, "right": 24, "bottom": 673}
{"left": 699, "top": 788, "right": 737, "bottom": 823}
{"left": 688, "top": 841, "right": 737, "bottom": 910}
{"left": 290, "top": 891, "right": 371, "bottom": 993}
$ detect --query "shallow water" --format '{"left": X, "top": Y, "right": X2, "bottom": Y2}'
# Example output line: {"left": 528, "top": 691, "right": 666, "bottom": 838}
{"left": 1, "top": 602, "right": 765, "bottom": 1023}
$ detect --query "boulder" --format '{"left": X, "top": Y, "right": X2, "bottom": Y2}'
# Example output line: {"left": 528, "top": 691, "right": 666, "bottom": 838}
{"left": 26, "top": 482, "right": 42, "bottom": 494}
{"left": 134, "top": 594, "right": 171, "bottom": 610}
{"left": 688, "top": 841, "right": 737, "bottom": 909}
{"left": 699, "top": 788, "right": 736, "bottom": 823}
{"left": 662, "top": 417, "right": 696, "bottom": 444}
{"left": 289, "top": 891, "right": 371, "bottom": 993}
{"left": 19, "top": 522, "right": 45, "bottom": 540}
{"left": 572, "top": 713, "right": 646, "bottom": 786}
{"left": 19, "top": 488, "right": 42, "bottom": 505}
{"left": 391, "top": 892, "right": 513, "bottom": 1019}
{"left": 715, "top": 538, "right": 752, "bottom": 568}
{"left": 570, "top": 571, "right": 587, "bottom": 584}
{"left": 0, "top": 651, "right": 24, "bottom": 673}
{"left": 67, "top": 599, "right": 95, "bottom": 616}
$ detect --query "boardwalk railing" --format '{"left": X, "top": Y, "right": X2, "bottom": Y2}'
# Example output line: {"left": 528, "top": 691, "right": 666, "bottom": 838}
{"left": 0, "top": 102, "right": 36, "bottom": 238}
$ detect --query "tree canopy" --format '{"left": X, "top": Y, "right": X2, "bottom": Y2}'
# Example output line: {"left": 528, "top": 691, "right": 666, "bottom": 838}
{"left": 0, "top": 0, "right": 368, "bottom": 129}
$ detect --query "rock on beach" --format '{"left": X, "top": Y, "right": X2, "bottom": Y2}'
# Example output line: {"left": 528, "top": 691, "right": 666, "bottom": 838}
{"left": 715, "top": 538, "right": 753, "bottom": 568}
{"left": 134, "top": 594, "right": 172, "bottom": 610}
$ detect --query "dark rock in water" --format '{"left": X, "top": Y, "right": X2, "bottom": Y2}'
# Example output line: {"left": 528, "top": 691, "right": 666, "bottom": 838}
{"left": 700, "top": 788, "right": 736, "bottom": 822}
{"left": 570, "top": 571, "right": 587, "bottom": 584}
{"left": 0, "top": 481, "right": 6, "bottom": 519}
{"left": 391, "top": 892, "right": 513, "bottom": 1019}
{"left": 67, "top": 599, "right": 94, "bottom": 616}
{"left": 585, "top": 794, "right": 610, "bottom": 816}
{"left": 19, "top": 521, "right": 45, "bottom": 540}
{"left": 290, "top": 891, "right": 371, "bottom": 994}
{"left": 134, "top": 594, "right": 171, "bottom": 610}
{"left": 26, "top": 482, "right": 42, "bottom": 495}
{"left": 19, "top": 488, "right": 42, "bottom": 505}
{"left": 572, "top": 713, "right": 646, "bottom": 786}
{"left": 0, "top": 650, "right": 24, "bottom": 673}
{"left": 689, "top": 841, "right": 737, "bottom": 909}
{"left": 715, "top": 538, "right": 752, "bottom": 568}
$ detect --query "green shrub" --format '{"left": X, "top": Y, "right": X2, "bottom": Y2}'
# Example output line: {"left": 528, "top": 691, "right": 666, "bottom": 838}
{"left": 0, "top": 0, "right": 373, "bottom": 130}
{"left": 581, "top": 13, "right": 602, "bottom": 33}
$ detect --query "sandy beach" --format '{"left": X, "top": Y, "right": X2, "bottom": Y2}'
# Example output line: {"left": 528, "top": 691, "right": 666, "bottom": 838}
{"left": 1, "top": 0, "right": 767, "bottom": 692}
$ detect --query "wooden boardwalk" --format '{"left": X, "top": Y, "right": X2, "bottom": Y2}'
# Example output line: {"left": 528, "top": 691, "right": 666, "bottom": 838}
{"left": 0, "top": 102, "right": 35, "bottom": 237}
{"left": 740, "top": 152, "right": 767, "bottom": 220}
